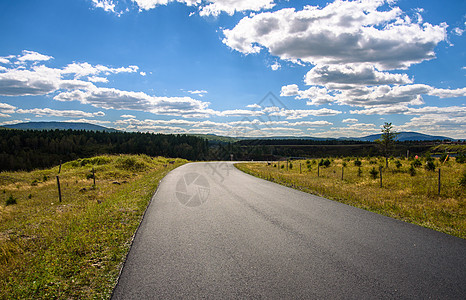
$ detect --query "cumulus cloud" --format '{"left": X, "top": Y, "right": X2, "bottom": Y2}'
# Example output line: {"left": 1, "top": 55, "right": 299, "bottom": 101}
{"left": 199, "top": 0, "right": 275, "bottom": 17}
{"left": 0, "top": 54, "right": 138, "bottom": 96}
{"left": 397, "top": 114, "right": 466, "bottom": 139}
{"left": 15, "top": 108, "right": 105, "bottom": 118}
{"left": 0, "top": 103, "right": 17, "bottom": 114}
{"left": 217, "top": 109, "right": 264, "bottom": 117}
{"left": 265, "top": 107, "right": 342, "bottom": 119}
{"left": 223, "top": 0, "right": 447, "bottom": 70}
{"left": 120, "top": 114, "right": 136, "bottom": 119}
{"left": 342, "top": 118, "right": 359, "bottom": 123}
{"left": 54, "top": 86, "right": 214, "bottom": 118}
{"left": 92, "top": 0, "right": 116, "bottom": 13}
{"left": 130, "top": 0, "right": 274, "bottom": 16}
{"left": 304, "top": 64, "right": 412, "bottom": 88}
{"left": 351, "top": 105, "right": 466, "bottom": 116}
{"left": 17, "top": 50, "right": 53, "bottom": 62}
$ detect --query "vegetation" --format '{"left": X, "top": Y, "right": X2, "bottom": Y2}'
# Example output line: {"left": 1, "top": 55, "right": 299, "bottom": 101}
{"left": 0, "top": 155, "right": 186, "bottom": 299}
{"left": 0, "top": 129, "right": 207, "bottom": 171}
{"left": 236, "top": 156, "right": 465, "bottom": 239}
{"left": 376, "top": 122, "right": 398, "bottom": 167}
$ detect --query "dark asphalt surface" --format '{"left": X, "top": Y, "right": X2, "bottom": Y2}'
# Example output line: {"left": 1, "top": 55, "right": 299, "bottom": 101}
{"left": 112, "top": 162, "right": 466, "bottom": 299}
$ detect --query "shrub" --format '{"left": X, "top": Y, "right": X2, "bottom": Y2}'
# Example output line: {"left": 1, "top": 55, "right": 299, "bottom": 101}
{"left": 116, "top": 157, "right": 147, "bottom": 171}
{"left": 281, "top": 164, "right": 284, "bottom": 169}
{"left": 409, "top": 165, "right": 416, "bottom": 176}
{"left": 307, "top": 164, "right": 312, "bottom": 170}
{"left": 456, "top": 154, "right": 466, "bottom": 163}
{"left": 369, "top": 167, "right": 378, "bottom": 179}
{"left": 342, "top": 162, "right": 347, "bottom": 168}
{"left": 306, "top": 160, "right": 311, "bottom": 165}
{"left": 5, "top": 195, "right": 17, "bottom": 206}
{"left": 354, "top": 159, "right": 362, "bottom": 167}
{"left": 425, "top": 161, "right": 436, "bottom": 171}
{"left": 369, "top": 160, "right": 377, "bottom": 164}
{"left": 320, "top": 159, "right": 331, "bottom": 168}
{"left": 412, "top": 159, "right": 422, "bottom": 168}
{"left": 440, "top": 153, "right": 449, "bottom": 162}
{"left": 459, "top": 171, "right": 466, "bottom": 188}
{"left": 31, "top": 179, "right": 39, "bottom": 186}
{"left": 289, "top": 162, "right": 293, "bottom": 169}
{"left": 395, "top": 160, "right": 402, "bottom": 168}
{"left": 357, "top": 167, "right": 362, "bottom": 177}
{"left": 43, "top": 175, "right": 48, "bottom": 182}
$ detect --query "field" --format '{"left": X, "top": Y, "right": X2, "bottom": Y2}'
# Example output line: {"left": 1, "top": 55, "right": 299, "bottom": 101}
{"left": 236, "top": 156, "right": 466, "bottom": 239}
{"left": 0, "top": 155, "right": 186, "bottom": 299}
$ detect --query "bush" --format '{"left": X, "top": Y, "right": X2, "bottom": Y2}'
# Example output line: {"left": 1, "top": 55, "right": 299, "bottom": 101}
{"left": 306, "top": 160, "right": 311, "bottom": 165}
{"left": 412, "top": 159, "right": 422, "bottom": 168}
{"left": 459, "top": 171, "right": 466, "bottom": 188}
{"left": 456, "top": 154, "right": 466, "bottom": 163}
{"left": 369, "top": 167, "right": 378, "bottom": 179}
{"left": 319, "top": 159, "right": 331, "bottom": 168}
{"left": 5, "top": 195, "right": 17, "bottom": 206}
{"left": 354, "top": 159, "right": 362, "bottom": 167}
{"left": 409, "top": 165, "right": 416, "bottom": 176}
{"left": 440, "top": 153, "right": 449, "bottom": 162}
{"left": 281, "top": 164, "right": 284, "bottom": 169}
{"left": 425, "top": 161, "right": 436, "bottom": 171}
{"left": 395, "top": 160, "right": 402, "bottom": 168}
{"left": 116, "top": 157, "right": 147, "bottom": 171}
{"left": 357, "top": 167, "right": 362, "bottom": 177}
{"left": 289, "top": 162, "right": 293, "bottom": 169}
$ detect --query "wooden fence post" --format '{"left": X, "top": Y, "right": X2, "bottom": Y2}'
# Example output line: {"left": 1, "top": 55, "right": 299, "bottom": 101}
{"left": 56, "top": 176, "right": 62, "bottom": 203}
{"left": 58, "top": 160, "right": 62, "bottom": 174}
{"left": 300, "top": 163, "right": 302, "bottom": 174}
{"left": 341, "top": 166, "right": 344, "bottom": 180}
{"left": 438, "top": 168, "right": 441, "bottom": 196}
{"left": 379, "top": 166, "right": 383, "bottom": 188}
{"left": 92, "top": 167, "right": 96, "bottom": 186}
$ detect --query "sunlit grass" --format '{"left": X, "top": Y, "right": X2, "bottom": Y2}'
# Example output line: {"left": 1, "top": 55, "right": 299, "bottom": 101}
{"left": 0, "top": 154, "right": 186, "bottom": 299}
{"left": 236, "top": 157, "right": 465, "bottom": 239}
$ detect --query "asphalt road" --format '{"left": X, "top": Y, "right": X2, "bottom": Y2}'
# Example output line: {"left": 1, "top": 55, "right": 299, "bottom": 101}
{"left": 112, "top": 162, "right": 466, "bottom": 299}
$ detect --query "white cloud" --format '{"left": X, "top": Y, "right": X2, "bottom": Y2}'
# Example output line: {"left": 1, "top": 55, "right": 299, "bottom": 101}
{"left": 88, "top": 76, "right": 109, "bottom": 83}
{"left": 187, "top": 89, "right": 208, "bottom": 97}
{"left": 15, "top": 108, "right": 106, "bottom": 118}
{"left": 120, "top": 114, "right": 136, "bottom": 119}
{"left": 130, "top": 0, "right": 274, "bottom": 16}
{"left": 265, "top": 107, "right": 342, "bottom": 119}
{"left": 223, "top": 0, "right": 447, "bottom": 70}
{"left": 54, "top": 86, "right": 214, "bottom": 118}
{"left": 0, "top": 113, "right": 10, "bottom": 118}
{"left": 304, "top": 64, "right": 412, "bottom": 89}
{"left": 342, "top": 118, "right": 359, "bottom": 123}
{"left": 0, "top": 103, "right": 16, "bottom": 114}
{"left": 280, "top": 84, "right": 335, "bottom": 105}
{"left": 62, "top": 62, "right": 138, "bottom": 79}
{"left": 452, "top": 27, "right": 464, "bottom": 36}
{"left": 397, "top": 114, "right": 466, "bottom": 139}
{"left": 0, "top": 57, "right": 9, "bottom": 64}
{"left": 217, "top": 109, "right": 264, "bottom": 117}
{"left": 92, "top": 0, "right": 116, "bottom": 13}
{"left": 246, "top": 103, "right": 261, "bottom": 109}
{"left": 0, "top": 54, "right": 139, "bottom": 96}
{"left": 140, "top": 71, "right": 146, "bottom": 76}
{"left": 351, "top": 105, "right": 466, "bottom": 116}
{"left": 199, "top": 0, "right": 275, "bottom": 17}
{"left": 18, "top": 50, "right": 53, "bottom": 62}
{"left": 270, "top": 61, "right": 281, "bottom": 71}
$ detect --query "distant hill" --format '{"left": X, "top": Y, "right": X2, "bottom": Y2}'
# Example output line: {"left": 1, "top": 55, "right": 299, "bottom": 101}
{"left": 353, "top": 132, "right": 453, "bottom": 142}
{"left": 3, "top": 122, "right": 118, "bottom": 132}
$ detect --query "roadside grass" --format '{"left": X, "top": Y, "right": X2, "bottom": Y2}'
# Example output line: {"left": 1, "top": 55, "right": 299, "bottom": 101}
{"left": 236, "top": 157, "right": 465, "bottom": 239}
{"left": 0, "top": 155, "right": 186, "bottom": 299}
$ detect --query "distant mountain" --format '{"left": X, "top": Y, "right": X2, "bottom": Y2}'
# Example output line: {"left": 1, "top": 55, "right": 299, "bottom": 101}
{"left": 352, "top": 132, "right": 453, "bottom": 142}
{"left": 2, "top": 122, "right": 118, "bottom": 132}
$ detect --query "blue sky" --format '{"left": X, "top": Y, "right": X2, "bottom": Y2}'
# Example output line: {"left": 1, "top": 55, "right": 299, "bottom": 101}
{"left": 0, "top": 0, "right": 465, "bottom": 138}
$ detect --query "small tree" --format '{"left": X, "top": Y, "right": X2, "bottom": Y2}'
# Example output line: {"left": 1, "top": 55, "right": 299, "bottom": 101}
{"left": 376, "top": 122, "right": 398, "bottom": 168}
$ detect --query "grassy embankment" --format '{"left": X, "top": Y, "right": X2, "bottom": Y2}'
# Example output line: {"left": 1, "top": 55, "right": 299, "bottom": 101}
{"left": 0, "top": 155, "right": 186, "bottom": 299}
{"left": 236, "top": 156, "right": 465, "bottom": 239}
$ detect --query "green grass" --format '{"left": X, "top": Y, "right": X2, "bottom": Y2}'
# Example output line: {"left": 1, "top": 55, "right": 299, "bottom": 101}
{"left": 0, "top": 154, "right": 186, "bottom": 299}
{"left": 236, "top": 157, "right": 465, "bottom": 239}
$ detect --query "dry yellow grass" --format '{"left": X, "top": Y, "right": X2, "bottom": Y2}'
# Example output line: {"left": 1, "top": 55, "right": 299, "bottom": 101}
{"left": 236, "top": 157, "right": 465, "bottom": 239}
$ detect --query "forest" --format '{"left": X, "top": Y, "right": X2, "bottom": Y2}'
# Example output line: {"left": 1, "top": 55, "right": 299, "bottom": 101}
{"left": 0, "top": 128, "right": 443, "bottom": 171}
{"left": 0, "top": 129, "right": 209, "bottom": 171}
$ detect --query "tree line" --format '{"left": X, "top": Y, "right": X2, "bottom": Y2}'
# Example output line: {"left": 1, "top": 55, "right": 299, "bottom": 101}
{"left": 0, "top": 129, "right": 209, "bottom": 171}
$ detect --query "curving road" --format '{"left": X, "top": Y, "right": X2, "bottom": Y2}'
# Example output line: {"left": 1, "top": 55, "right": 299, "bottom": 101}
{"left": 112, "top": 162, "right": 466, "bottom": 299}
